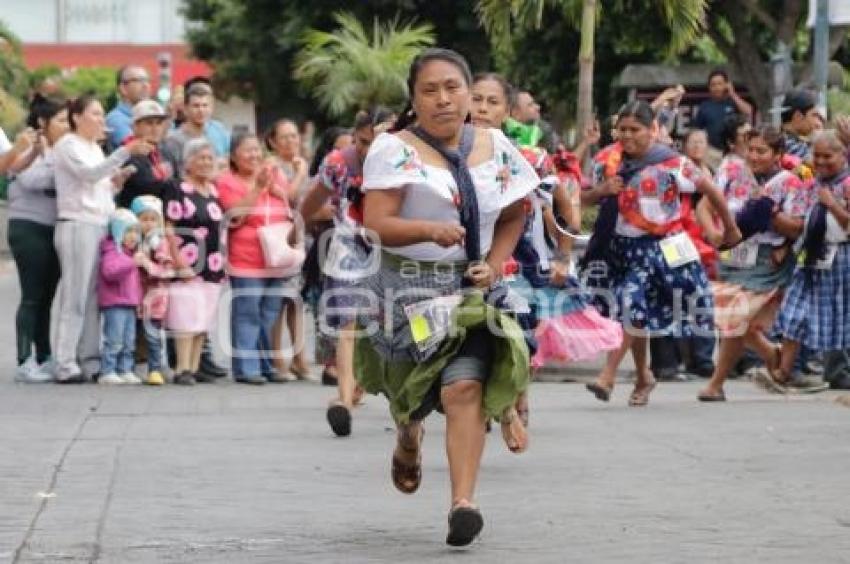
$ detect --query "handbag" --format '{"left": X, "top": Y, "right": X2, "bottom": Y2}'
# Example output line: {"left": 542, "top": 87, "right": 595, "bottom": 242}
{"left": 257, "top": 193, "right": 306, "bottom": 276}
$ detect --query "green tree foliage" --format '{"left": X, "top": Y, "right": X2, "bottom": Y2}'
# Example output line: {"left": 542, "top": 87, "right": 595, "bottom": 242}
{"left": 293, "top": 12, "right": 434, "bottom": 118}
{"left": 704, "top": 0, "right": 807, "bottom": 112}
{"left": 183, "top": 0, "right": 491, "bottom": 127}
{"left": 59, "top": 67, "right": 118, "bottom": 108}
{"left": 0, "top": 19, "right": 29, "bottom": 101}
{"left": 476, "top": 0, "right": 708, "bottom": 131}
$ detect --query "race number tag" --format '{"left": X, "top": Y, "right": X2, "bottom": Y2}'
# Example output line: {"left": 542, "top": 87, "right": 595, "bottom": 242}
{"left": 720, "top": 240, "right": 759, "bottom": 268}
{"left": 659, "top": 232, "right": 700, "bottom": 268}
{"left": 815, "top": 244, "right": 838, "bottom": 270}
{"left": 405, "top": 295, "right": 463, "bottom": 352}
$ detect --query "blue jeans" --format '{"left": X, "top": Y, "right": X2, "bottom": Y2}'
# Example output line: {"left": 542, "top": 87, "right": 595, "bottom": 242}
{"left": 141, "top": 319, "right": 164, "bottom": 372}
{"left": 229, "top": 277, "right": 285, "bottom": 378}
{"left": 102, "top": 306, "right": 136, "bottom": 375}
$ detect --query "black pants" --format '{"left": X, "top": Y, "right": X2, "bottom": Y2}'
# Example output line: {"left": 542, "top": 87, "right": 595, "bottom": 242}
{"left": 8, "top": 219, "right": 61, "bottom": 365}
{"left": 650, "top": 334, "right": 716, "bottom": 377}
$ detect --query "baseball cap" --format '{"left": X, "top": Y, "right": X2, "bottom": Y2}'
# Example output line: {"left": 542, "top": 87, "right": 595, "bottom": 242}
{"left": 780, "top": 89, "right": 816, "bottom": 123}
{"left": 132, "top": 100, "right": 168, "bottom": 122}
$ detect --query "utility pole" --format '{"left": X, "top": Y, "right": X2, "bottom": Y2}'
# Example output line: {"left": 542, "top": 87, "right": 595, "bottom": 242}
{"left": 813, "top": 0, "right": 830, "bottom": 116}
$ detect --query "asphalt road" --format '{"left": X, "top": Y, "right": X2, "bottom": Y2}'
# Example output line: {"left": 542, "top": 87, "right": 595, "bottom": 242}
{"left": 0, "top": 266, "right": 848, "bottom": 563}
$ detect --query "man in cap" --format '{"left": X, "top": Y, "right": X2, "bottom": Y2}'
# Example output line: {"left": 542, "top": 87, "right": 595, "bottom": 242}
{"left": 117, "top": 100, "right": 180, "bottom": 209}
{"left": 781, "top": 88, "right": 822, "bottom": 162}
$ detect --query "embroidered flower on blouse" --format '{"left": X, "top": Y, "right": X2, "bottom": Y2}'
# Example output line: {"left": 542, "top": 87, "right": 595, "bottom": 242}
{"left": 166, "top": 200, "right": 183, "bottom": 222}
{"left": 207, "top": 251, "right": 224, "bottom": 272}
{"left": 639, "top": 177, "right": 657, "bottom": 195}
{"left": 207, "top": 202, "right": 222, "bottom": 221}
{"left": 183, "top": 198, "right": 197, "bottom": 220}
{"left": 193, "top": 227, "right": 209, "bottom": 241}
{"left": 661, "top": 186, "right": 677, "bottom": 204}
{"left": 393, "top": 146, "right": 426, "bottom": 177}
{"left": 180, "top": 243, "right": 199, "bottom": 266}
{"left": 495, "top": 152, "right": 520, "bottom": 194}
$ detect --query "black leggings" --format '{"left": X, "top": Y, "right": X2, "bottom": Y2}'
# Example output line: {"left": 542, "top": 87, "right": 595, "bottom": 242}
{"left": 8, "top": 219, "right": 60, "bottom": 365}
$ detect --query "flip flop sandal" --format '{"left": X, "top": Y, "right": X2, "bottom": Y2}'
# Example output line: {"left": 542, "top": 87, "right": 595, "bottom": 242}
{"left": 446, "top": 505, "right": 484, "bottom": 547}
{"left": 289, "top": 365, "right": 311, "bottom": 380}
{"left": 517, "top": 408, "right": 529, "bottom": 428}
{"left": 586, "top": 381, "right": 612, "bottom": 402}
{"left": 326, "top": 402, "right": 352, "bottom": 437}
{"left": 515, "top": 393, "right": 530, "bottom": 427}
{"left": 628, "top": 381, "right": 657, "bottom": 407}
{"left": 321, "top": 370, "right": 338, "bottom": 387}
{"left": 697, "top": 389, "right": 726, "bottom": 402}
{"left": 391, "top": 427, "right": 423, "bottom": 495}
{"left": 753, "top": 368, "right": 788, "bottom": 394}
{"left": 500, "top": 409, "right": 528, "bottom": 454}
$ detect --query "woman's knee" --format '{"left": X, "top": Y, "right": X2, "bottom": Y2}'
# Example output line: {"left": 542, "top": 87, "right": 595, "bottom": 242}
{"left": 440, "top": 379, "right": 483, "bottom": 409}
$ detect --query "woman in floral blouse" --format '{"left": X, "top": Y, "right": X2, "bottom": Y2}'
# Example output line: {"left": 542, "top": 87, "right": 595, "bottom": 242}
{"left": 698, "top": 125, "right": 809, "bottom": 401}
{"left": 299, "top": 107, "right": 395, "bottom": 437}
{"left": 164, "top": 138, "right": 226, "bottom": 385}
{"left": 581, "top": 100, "right": 739, "bottom": 406}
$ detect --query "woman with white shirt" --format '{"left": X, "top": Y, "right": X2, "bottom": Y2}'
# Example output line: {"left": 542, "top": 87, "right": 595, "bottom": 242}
{"left": 52, "top": 94, "right": 152, "bottom": 383}
{"left": 355, "top": 49, "right": 536, "bottom": 547}
{"left": 7, "top": 95, "right": 69, "bottom": 382}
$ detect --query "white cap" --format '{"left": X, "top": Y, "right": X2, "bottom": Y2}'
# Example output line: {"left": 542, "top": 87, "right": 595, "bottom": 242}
{"left": 132, "top": 100, "right": 168, "bottom": 122}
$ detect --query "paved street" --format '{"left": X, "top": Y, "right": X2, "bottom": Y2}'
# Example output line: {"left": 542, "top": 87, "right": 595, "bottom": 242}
{"left": 1, "top": 269, "right": 849, "bottom": 563}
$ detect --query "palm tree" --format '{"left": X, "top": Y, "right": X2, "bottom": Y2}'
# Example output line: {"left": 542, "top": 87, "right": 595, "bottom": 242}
{"left": 293, "top": 12, "right": 435, "bottom": 119}
{"left": 476, "top": 0, "right": 708, "bottom": 140}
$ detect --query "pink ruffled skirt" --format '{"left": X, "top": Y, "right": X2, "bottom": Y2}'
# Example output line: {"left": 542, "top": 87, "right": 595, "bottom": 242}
{"left": 166, "top": 279, "right": 222, "bottom": 334}
{"left": 531, "top": 307, "right": 623, "bottom": 369}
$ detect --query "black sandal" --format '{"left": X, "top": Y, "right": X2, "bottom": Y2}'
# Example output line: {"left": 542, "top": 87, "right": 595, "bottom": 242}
{"left": 446, "top": 504, "right": 484, "bottom": 547}
{"left": 586, "top": 381, "right": 612, "bottom": 402}
{"left": 697, "top": 388, "right": 726, "bottom": 402}
{"left": 326, "top": 402, "right": 351, "bottom": 437}
{"left": 321, "top": 370, "right": 338, "bottom": 387}
{"left": 391, "top": 425, "right": 423, "bottom": 494}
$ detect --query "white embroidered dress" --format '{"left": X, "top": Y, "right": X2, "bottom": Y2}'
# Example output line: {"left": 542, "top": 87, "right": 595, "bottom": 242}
{"left": 362, "top": 129, "right": 540, "bottom": 262}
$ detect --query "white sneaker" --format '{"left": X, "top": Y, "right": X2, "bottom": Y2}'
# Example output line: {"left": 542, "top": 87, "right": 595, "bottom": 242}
{"left": 38, "top": 358, "right": 56, "bottom": 375}
{"left": 99, "top": 373, "right": 125, "bottom": 385}
{"left": 15, "top": 357, "right": 52, "bottom": 383}
{"left": 120, "top": 372, "right": 142, "bottom": 385}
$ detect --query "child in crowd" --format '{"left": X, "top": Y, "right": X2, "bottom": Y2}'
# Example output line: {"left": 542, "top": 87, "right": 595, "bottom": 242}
{"left": 131, "top": 195, "right": 175, "bottom": 386}
{"left": 97, "top": 209, "right": 144, "bottom": 385}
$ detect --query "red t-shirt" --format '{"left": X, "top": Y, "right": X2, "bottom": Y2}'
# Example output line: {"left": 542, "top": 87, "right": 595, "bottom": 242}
{"left": 216, "top": 169, "right": 291, "bottom": 277}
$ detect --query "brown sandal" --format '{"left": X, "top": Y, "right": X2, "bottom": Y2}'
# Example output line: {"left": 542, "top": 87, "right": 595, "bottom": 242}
{"left": 515, "top": 392, "right": 529, "bottom": 428}
{"left": 391, "top": 425, "right": 423, "bottom": 494}
{"left": 754, "top": 367, "right": 788, "bottom": 394}
{"left": 500, "top": 407, "right": 528, "bottom": 454}
{"left": 628, "top": 380, "right": 657, "bottom": 407}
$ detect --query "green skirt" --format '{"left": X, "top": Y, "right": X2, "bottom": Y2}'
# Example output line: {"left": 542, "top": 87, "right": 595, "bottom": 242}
{"left": 354, "top": 292, "right": 530, "bottom": 425}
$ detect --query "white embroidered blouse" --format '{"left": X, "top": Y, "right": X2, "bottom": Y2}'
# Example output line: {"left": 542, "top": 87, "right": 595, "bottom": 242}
{"left": 362, "top": 129, "right": 540, "bottom": 262}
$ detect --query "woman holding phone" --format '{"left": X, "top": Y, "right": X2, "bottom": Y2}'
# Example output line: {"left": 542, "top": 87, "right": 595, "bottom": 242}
{"left": 52, "top": 94, "right": 153, "bottom": 383}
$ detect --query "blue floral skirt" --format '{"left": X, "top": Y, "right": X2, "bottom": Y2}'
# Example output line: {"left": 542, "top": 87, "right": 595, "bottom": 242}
{"left": 583, "top": 235, "right": 714, "bottom": 337}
